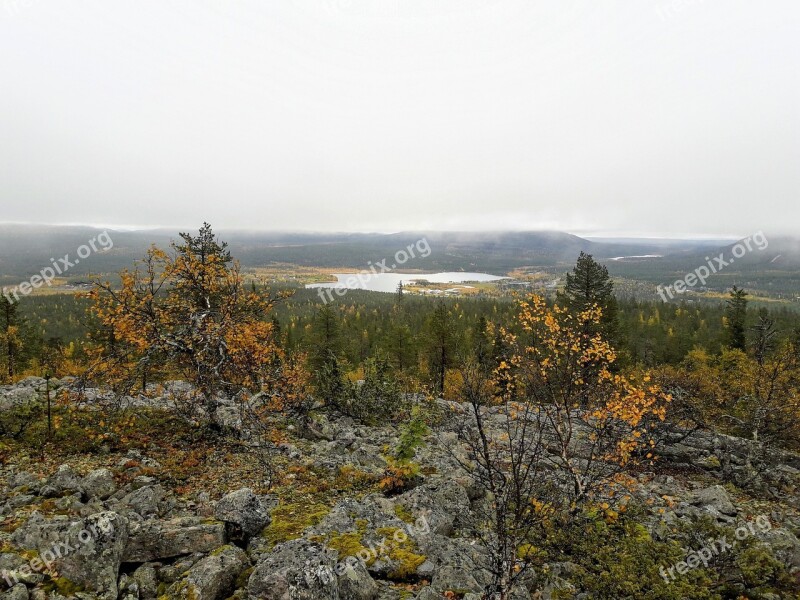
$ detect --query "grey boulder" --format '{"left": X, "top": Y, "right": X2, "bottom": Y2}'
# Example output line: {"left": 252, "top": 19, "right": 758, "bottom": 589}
{"left": 167, "top": 545, "right": 250, "bottom": 599}
{"left": 10, "top": 511, "right": 127, "bottom": 600}
{"left": 40, "top": 465, "right": 83, "bottom": 498}
{"left": 247, "top": 539, "right": 338, "bottom": 600}
{"left": 81, "top": 469, "right": 117, "bottom": 500}
{"left": 689, "top": 485, "right": 737, "bottom": 516}
{"left": 214, "top": 488, "right": 272, "bottom": 542}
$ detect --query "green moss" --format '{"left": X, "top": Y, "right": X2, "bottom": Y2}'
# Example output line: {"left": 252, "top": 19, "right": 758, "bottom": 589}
{"left": 628, "top": 522, "right": 652, "bottom": 542}
{"left": 162, "top": 579, "right": 201, "bottom": 600}
{"left": 325, "top": 531, "right": 372, "bottom": 564}
{"left": 318, "top": 521, "right": 425, "bottom": 580}
{"left": 42, "top": 576, "right": 84, "bottom": 595}
{"left": 386, "top": 546, "right": 426, "bottom": 580}
{"left": 261, "top": 500, "right": 330, "bottom": 548}
{"left": 393, "top": 504, "right": 415, "bottom": 524}
{"left": 235, "top": 566, "right": 254, "bottom": 589}
{"left": 319, "top": 519, "right": 373, "bottom": 563}
{"left": 210, "top": 544, "right": 234, "bottom": 556}
{"left": 375, "top": 527, "right": 426, "bottom": 580}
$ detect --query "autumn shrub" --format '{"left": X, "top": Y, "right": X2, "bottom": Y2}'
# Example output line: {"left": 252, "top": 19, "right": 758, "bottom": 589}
{"left": 497, "top": 294, "right": 671, "bottom": 506}
{"left": 652, "top": 341, "right": 800, "bottom": 473}
{"left": 0, "top": 396, "right": 43, "bottom": 441}
{"left": 379, "top": 458, "right": 421, "bottom": 496}
{"left": 451, "top": 294, "right": 671, "bottom": 598}
{"left": 333, "top": 465, "right": 380, "bottom": 492}
{"left": 540, "top": 508, "right": 717, "bottom": 600}
{"left": 539, "top": 509, "right": 800, "bottom": 600}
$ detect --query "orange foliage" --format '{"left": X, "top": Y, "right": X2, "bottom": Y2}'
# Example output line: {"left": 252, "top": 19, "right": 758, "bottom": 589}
{"left": 84, "top": 225, "right": 306, "bottom": 426}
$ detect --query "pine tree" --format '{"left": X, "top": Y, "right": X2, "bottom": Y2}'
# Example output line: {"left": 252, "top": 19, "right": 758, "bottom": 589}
{"left": 491, "top": 325, "right": 513, "bottom": 398}
{"left": 310, "top": 304, "right": 341, "bottom": 368}
{"left": 309, "top": 304, "right": 344, "bottom": 404}
{"left": 558, "top": 252, "right": 620, "bottom": 402}
{"left": 387, "top": 317, "right": 413, "bottom": 372}
{"left": 725, "top": 286, "right": 748, "bottom": 351}
{"left": 315, "top": 349, "right": 346, "bottom": 408}
{"left": 427, "top": 301, "right": 452, "bottom": 396}
{"left": 87, "top": 224, "right": 289, "bottom": 419}
{"left": 474, "top": 315, "right": 492, "bottom": 368}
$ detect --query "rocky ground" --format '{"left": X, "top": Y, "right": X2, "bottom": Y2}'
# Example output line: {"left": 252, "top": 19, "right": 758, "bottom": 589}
{"left": 1, "top": 377, "right": 799, "bottom": 599}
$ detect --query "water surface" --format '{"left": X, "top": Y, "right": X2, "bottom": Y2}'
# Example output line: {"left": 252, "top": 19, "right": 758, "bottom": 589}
{"left": 307, "top": 272, "right": 506, "bottom": 294}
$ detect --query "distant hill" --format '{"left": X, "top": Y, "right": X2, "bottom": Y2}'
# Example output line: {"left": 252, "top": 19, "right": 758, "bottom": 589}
{"left": 1, "top": 225, "right": 798, "bottom": 300}
{"left": 0, "top": 224, "right": 714, "bottom": 276}
{"left": 605, "top": 234, "right": 800, "bottom": 300}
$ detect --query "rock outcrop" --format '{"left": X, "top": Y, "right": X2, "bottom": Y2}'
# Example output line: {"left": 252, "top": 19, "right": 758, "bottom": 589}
{"left": 0, "top": 379, "right": 798, "bottom": 599}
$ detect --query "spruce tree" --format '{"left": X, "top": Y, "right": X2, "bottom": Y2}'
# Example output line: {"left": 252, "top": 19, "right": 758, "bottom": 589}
{"left": 560, "top": 252, "right": 618, "bottom": 342}
{"left": 0, "top": 295, "right": 24, "bottom": 381}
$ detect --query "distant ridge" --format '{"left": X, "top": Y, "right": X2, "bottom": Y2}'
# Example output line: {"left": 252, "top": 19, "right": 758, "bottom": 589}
{"left": 1, "top": 224, "right": 794, "bottom": 287}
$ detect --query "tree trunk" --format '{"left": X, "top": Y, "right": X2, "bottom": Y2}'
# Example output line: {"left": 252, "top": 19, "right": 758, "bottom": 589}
{"left": 439, "top": 344, "right": 446, "bottom": 395}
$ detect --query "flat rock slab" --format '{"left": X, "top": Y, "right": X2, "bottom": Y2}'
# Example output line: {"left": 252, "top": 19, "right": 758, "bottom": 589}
{"left": 123, "top": 517, "right": 226, "bottom": 562}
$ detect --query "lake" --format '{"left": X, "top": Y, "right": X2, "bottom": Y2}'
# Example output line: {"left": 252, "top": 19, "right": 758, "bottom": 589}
{"left": 306, "top": 272, "right": 507, "bottom": 294}
{"left": 608, "top": 254, "right": 663, "bottom": 261}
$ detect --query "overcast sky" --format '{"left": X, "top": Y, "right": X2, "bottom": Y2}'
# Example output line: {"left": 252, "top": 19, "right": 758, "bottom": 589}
{"left": 0, "top": 1, "right": 798, "bottom": 237}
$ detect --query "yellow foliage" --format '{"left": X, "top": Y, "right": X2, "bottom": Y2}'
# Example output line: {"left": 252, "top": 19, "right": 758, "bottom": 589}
{"left": 493, "top": 294, "right": 671, "bottom": 503}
